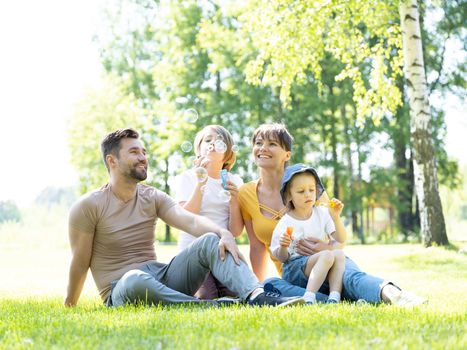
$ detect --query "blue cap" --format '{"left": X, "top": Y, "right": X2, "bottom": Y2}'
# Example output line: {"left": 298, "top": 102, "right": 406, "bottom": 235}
{"left": 280, "top": 163, "right": 325, "bottom": 204}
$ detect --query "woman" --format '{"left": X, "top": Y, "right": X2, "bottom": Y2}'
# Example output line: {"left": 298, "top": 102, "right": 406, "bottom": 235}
{"left": 238, "top": 123, "right": 426, "bottom": 305}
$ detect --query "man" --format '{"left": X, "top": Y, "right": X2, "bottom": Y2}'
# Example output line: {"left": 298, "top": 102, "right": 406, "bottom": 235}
{"left": 65, "top": 128, "right": 303, "bottom": 307}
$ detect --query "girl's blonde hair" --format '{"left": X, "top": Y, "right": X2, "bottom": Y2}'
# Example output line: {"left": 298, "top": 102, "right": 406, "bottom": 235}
{"left": 194, "top": 125, "right": 236, "bottom": 170}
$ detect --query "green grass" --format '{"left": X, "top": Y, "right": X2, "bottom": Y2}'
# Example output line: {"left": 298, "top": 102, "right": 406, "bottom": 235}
{"left": 1, "top": 207, "right": 467, "bottom": 349}
{"left": 1, "top": 297, "right": 465, "bottom": 349}
{"left": 1, "top": 244, "right": 466, "bottom": 349}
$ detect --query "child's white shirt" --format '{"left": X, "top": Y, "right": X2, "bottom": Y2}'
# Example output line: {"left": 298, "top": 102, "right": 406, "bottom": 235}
{"left": 270, "top": 207, "right": 336, "bottom": 260}
{"left": 174, "top": 169, "right": 243, "bottom": 251}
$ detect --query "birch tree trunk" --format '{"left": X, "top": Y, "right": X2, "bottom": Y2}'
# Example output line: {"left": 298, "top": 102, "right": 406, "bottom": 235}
{"left": 399, "top": 0, "right": 449, "bottom": 246}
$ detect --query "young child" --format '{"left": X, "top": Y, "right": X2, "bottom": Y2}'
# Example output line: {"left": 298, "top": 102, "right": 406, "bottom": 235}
{"left": 270, "top": 163, "right": 347, "bottom": 304}
{"left": 174, "top": 125, "right": 244, "bottom": 299}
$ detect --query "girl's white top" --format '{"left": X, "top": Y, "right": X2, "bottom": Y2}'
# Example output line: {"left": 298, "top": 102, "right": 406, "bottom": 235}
{"left": 270, "top": 207, "right": 336, "bottom": 259}
{"left": 174, "top": 168, "right": 243, "bottom": 251}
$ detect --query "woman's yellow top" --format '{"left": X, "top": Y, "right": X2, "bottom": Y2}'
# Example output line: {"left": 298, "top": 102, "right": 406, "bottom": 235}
{"left": 238, "top": 180, "right": 287, "bottom": 273}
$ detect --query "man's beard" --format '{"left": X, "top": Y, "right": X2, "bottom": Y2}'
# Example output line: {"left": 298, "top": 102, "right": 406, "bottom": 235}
{"left": 129, "top": 164, "right": 148, "bottom": 181}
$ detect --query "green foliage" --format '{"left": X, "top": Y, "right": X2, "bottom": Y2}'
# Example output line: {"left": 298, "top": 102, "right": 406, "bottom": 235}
{"left": 240, "top": 0, "right": 403, "bottom": 123}
{"left": 68, "top": 75, "right": 146, "bottom": 193}
{"left": 0, "top": 200, "right": 21, "bottom": 224}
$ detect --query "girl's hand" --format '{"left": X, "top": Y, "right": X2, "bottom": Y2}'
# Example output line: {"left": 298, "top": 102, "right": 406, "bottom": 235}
{"left": 225, "top": 180, "right": 239, "bottom": 201}
{"left": 194, "top": 155, "right": 211, "bottom": 169}
{"left": 279, "top": 232, "right": 292, "bottom": 248}
{"left": 328, "top": 198, "right": 344, "bottom": 218}
{"left": 194, "top": 156, "right": 210, "bottom": 185}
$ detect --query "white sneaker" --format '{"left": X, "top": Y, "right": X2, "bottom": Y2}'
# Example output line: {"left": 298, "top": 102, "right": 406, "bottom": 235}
{"left": 392, "top": 291, "right": 428, "bottom": 307}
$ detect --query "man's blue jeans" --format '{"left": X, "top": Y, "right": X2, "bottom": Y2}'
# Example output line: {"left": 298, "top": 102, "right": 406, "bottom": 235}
{"left": 264, "top": 256, "right": 390, "bottom": 303}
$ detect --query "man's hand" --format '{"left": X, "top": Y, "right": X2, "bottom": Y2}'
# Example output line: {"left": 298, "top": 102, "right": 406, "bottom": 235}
{"left": 218, "top": 229, "right": 247, "bottom": 265}
{"left": 296, "top": 236, "right": 330, "bottom": 256}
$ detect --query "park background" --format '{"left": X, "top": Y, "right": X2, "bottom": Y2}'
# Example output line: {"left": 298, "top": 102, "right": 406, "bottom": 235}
{"left": 0, "top": 0, "right": 465, "bottom": 349}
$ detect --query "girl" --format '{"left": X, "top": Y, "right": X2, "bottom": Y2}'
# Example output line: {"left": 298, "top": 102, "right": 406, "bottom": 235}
{"left": 175, "top": 125, "right": 243, "bottom": 299}
{"left": 270, "top": 164, "right": 346, "bottom": 304}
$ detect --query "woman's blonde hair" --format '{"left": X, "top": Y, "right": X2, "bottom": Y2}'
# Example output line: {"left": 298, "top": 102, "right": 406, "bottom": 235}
{"left": 194, "top": 125, "right": 236, "bottom": 170}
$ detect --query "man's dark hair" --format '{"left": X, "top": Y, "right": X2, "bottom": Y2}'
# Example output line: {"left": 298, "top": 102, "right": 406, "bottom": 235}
{"left": 101, "top": 128, "right": 139, "bottom": 172}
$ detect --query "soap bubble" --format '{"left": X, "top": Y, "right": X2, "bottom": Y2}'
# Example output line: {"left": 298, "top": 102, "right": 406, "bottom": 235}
{"left": 181, "top": 141, "right": 193, "bottom": 153}
{"left": 214, "top": 139, "right": 227, "bottom": 153}
{"left": 194, "top": 167, "right": 208, "bottom": 183}
{"left": 188, "top": 156, "right": 197, "bottom": 166}
{"left": 218, "top": 189, "right": 231, "bottom": 203}
{"left": 232, "top": 144, "right": 239, "bottom": 153}
{"left": 183, "top": 108, "right": 199, "bottom": 123}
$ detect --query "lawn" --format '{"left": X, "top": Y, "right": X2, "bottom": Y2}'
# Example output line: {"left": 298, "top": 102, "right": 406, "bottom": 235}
{"left": 1, "top": 205, "right": 466, "bottom": 349}
{"left": 1, "top": 241, "right": 466, "bottom": 349}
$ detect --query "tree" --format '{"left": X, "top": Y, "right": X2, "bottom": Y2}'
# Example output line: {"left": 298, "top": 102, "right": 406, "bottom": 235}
{"left": 0, "top": 200, "right": 21, "bottom": 223}
{"left": 68, "top": 75, "right": 146, "bottom": 193}
{"left": 240, "top": 0, "right": 451, "bottom": 246}
{"left": 399, "top": 0, "right": 448, "bottom": 246}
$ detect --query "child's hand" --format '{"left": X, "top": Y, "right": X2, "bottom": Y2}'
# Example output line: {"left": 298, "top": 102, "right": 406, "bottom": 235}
{"left": 328, "top": 198, "right": 344, "bottom": 217}
{"left": 279, "top": 232, "right": 292, "bottom": 248}
{"left": 194, "top": 155, "right": 211, "bottom": 169}
{"left": 194, "top": 156, "right": 210, "bottom": 184}
{"left": 225, "top": 180, "right": 239, "bottom": 201}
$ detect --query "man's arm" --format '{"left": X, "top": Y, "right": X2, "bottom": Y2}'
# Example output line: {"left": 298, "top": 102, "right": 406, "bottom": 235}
{"left": 64, "top": 227, "right": 94, "bottom": 307}
{"left": 162, "top": 204, "right": 246, "bottom": 264}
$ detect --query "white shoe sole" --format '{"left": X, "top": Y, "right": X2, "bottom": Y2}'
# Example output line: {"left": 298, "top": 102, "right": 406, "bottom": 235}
{"left": 277, "top": 297, "right": 305, "bottom": 308}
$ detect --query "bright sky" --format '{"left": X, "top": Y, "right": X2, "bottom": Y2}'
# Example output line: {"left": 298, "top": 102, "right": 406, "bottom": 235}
{"left": 0, "top": 1, "right": 465, "bottom": 207}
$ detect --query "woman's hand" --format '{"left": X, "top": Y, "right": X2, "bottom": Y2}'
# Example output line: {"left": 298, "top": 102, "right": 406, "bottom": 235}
{"left": 296, "top": 236, "right": 330, "bottom": 255}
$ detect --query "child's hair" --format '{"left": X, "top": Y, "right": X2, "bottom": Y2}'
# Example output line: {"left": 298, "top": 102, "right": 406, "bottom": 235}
{"left": 284, "top": 172, "right": 317, "bottom": 210}
{"left": 252, "top": 123, "right": 293, "bottom": 152}
{"left": 194, "top": 125, "right": 236, "bottom": 170}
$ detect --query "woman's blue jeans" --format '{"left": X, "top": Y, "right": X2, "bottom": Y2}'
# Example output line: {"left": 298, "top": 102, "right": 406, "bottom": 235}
{"left": 264, "top": 256, "right": 391, "bottom": 303}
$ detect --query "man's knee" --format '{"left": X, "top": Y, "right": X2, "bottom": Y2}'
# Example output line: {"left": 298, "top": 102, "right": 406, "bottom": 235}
{"left": 120, "top": 269, "right": 153, "bottom": 296}
{"left": 195, "top": 232, "right": 220, "bottom": 251}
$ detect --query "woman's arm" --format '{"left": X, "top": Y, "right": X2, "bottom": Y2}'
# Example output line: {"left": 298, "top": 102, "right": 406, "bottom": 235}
{"left": 296, "top": 237, "right": 344, "bottom": 256}
{"left": 227, "top": 180, "right": 244, "bottom": 237}
{"left": 244, "top": 220, "right": 269, "bottom": 281}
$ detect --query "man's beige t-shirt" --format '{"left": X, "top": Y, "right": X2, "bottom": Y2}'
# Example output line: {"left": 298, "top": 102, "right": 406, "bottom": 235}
{"left": 69, "top": 183, "right": 177, "bottom": 301}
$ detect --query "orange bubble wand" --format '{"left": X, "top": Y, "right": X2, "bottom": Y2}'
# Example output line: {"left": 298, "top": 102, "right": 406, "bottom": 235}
{"left": 286, "top": 226, "right": 293, "bottom": 237}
